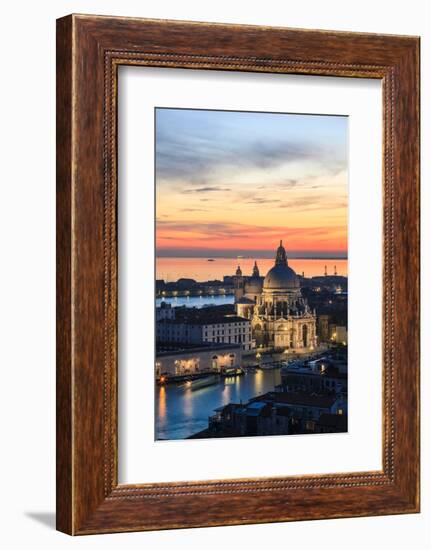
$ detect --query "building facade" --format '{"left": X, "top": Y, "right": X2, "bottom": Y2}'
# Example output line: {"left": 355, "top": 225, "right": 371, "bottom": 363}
{"left": 280, "top": 362, "right": 347, "bottom": 394}
{"left": 235, "top": 241, "right": 317, "bottom": 352}
{"left": 156, "top": 344, "right": 242, "bottom": 377}
{"left": 156, "top": 305, "right": 254, "bottom": 351}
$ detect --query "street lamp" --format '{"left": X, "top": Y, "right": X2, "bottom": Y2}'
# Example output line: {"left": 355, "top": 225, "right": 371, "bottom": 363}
{"left": 256, "top": 351, "right": 262, "bottom": 369}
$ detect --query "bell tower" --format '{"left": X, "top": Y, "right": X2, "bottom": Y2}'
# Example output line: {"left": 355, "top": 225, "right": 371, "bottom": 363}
{"left": 252, "top": 261, "right": 260, "bottom": 277}
{"left": 234, "top": 265, "right": 244, "bottom": 302}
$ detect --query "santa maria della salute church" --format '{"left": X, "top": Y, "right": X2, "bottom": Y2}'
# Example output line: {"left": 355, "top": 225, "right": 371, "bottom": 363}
{"left": 234, "top": 241, "right": 317, "bottom": 352}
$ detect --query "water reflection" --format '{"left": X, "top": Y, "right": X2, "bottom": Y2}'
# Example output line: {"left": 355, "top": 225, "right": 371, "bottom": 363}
{"left": 254, "top": 369, "right": 264, "bottom": 395}
{"left": 183, "top": 387, "right": 194, "bottom": 418}
{"left": 155, "top": 369, "right": 282, "bottom": 440}
{"left": 157, "top": 385, "right": 167, "bottom": 432}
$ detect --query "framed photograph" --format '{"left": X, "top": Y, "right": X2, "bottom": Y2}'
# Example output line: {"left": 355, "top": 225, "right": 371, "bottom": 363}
{"left": 56, "top": 14, "right": 420, "bottom": 534}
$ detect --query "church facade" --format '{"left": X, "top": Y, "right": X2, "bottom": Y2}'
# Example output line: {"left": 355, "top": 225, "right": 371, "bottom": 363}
{"left": 234, "top": 241, "right": 317, "bottom": 352}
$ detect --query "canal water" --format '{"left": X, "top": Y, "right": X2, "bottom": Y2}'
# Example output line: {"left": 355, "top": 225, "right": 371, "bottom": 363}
{"left": 156, "top": 294, "right": 234, "bottom": 308}
{"left": 155, "top": 369, "right": 281, "bottom": 440}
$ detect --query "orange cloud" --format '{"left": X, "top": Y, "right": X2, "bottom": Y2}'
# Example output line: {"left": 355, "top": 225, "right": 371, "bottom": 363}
{"left": 156, "top": 221, "right": 347, "bottom": 255}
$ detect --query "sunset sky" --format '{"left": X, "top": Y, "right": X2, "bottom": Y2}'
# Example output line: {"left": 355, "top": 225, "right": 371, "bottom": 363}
{"left": 155, "top": 108, "right": 348, "bottom": 259}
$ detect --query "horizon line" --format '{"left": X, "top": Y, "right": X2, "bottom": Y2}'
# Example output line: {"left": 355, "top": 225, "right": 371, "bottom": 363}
{"left": 156, "top": 253, "right": 348, "bottom": 260}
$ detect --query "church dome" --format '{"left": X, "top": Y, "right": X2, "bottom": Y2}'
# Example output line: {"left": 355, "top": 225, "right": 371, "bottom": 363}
{"left": 264, "top": 264, "right": 299, "bottom": 290}
{"left": 263, "top": 240, "right": 300, "bottom": 290}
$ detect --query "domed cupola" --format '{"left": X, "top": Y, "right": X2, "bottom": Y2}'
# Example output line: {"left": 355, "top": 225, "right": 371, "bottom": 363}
{"left": 263, "top": 240, "right": 300, "bottom": 291}
{"left": 275, "top": 240, "right": 288, "bottom": 266}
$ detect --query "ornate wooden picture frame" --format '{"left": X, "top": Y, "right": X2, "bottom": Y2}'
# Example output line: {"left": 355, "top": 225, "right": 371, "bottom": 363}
{"left": 56, "top": 14, "right": 420, "bottom": 535}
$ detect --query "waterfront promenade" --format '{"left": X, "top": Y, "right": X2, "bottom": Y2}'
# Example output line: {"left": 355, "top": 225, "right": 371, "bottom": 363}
{"left": 155, "top": 346, "right": 332, "bottom": 440}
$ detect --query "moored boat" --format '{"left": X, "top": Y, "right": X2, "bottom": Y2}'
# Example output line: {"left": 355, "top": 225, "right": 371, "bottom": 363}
{"left": 259, "top": 363, "right": 282, "bottom": 370}
{"left": 220, "top": 367, "right": 244, "bottom": 378}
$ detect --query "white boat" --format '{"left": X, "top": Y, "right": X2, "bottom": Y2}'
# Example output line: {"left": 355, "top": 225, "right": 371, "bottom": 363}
{"left": 183, "top": 375, "right": 219, "bottom": 391}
